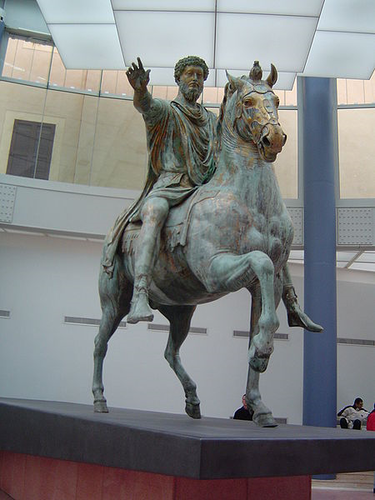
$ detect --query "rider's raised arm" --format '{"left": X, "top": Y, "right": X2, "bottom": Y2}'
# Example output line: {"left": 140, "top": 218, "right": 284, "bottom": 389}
{"left": 126, "top": 57, "right": 156, "bottom": 114}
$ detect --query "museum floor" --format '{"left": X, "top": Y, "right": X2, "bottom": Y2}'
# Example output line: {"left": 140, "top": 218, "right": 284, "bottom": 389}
{"left": 0, "top": 471, "right": 373, "bottom": 499}
{"left": 312, "top": 471, "right": 375, "bottom": 499}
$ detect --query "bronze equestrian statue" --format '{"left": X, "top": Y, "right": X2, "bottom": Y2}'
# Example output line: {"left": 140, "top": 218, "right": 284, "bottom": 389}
{"left": 93, "top": 57, "right": 322, "bottom": 427}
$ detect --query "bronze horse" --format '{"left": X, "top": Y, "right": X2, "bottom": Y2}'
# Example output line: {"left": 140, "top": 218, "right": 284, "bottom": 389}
{"left": 93, "top": 64, "right": 307, "bottom": 427}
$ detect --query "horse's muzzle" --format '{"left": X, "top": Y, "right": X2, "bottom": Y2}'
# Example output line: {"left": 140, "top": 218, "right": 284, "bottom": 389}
{"left": 259, "top": 125, "right": 287, "bottom": 161}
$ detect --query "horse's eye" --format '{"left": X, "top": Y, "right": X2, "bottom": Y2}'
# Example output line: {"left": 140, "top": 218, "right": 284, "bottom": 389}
{"left": 243, "top": 98, "right": 254, "bottom": 108}
{"left": 275, "top": 97, "right": 280, "bottom": 108}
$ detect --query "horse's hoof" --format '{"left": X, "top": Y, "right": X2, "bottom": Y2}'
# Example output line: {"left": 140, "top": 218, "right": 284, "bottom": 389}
{"left": 94, "top": 400, "right": 109, "bottom": 413}
{"left": 185, "top": 402, "right": 201, "bottom": 419}
{"left": 253, "top": 411, "right": 277, "bottom": 428}
{"left": 251, "top": 401, "right": 277, "bottom": 428}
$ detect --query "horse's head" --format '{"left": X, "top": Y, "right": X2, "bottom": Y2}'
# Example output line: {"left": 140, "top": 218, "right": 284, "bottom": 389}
{"left": 222, "top": 61, "right": 287, "bottom": 162}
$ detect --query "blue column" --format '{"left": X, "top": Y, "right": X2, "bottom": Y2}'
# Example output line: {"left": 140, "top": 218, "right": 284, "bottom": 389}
{"left": 0, "top": 20, "right": 4, "bottom": 41}
{"left": 300, "top": 77, "right": 337, "bottom": 431}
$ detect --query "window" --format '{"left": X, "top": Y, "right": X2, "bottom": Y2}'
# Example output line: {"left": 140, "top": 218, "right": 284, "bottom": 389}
{"left": 338, "top": 108, "right": 375, "bottom": 199}
{"left": 1, "top": 34, "right": 53, "bottom": 86}
{"left": 7, "top": 119, "right": 56, "bottom": 180}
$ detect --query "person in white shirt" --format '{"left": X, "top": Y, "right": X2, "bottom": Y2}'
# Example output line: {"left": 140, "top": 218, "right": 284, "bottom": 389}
{"left": 338, "top": 397, "right": 369, "bottom": 430}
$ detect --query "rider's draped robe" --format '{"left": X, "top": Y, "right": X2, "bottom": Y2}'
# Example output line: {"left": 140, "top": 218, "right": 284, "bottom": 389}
{"left": 102, "top": 98, "right": 217, "bottom": 277}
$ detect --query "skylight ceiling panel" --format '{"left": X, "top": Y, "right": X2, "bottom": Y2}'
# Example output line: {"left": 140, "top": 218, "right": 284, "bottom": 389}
{"left": 216, "top": 69, "right": 296, "bottom": 90}
{"left": 115, "top": 11, "right": 215, "bottom": 68}
{"left": 36, "top": 0, "right": 115, "bottom": 24}
{"left": 148, "top": 67, "right": 216, "bottom": 87}
{"left": 216, "top": 14, "right": 317, "bottom": 73}
{"left": 146, "top": 67, "right": 176, "bottom": 87}
{"left": 112, "top": 0, "right": 215, "bottom": 11}
{"left": 318, "top": 0, "right": 375, "bottom": 33}
{"left": 302, "top": 32, "right": 375, "bottom": 79}
{"left": 48, "top": 25, "right": 125, "bottom": 69}
{"left": 217, "top": 0, "right": 324, "bottom": 16}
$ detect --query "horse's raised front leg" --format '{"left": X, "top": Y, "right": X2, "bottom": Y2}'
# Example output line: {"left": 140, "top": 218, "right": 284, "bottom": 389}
{"left": 93, "top": 255, "right": 132, "bottom": 413}
{"left": 158, "top": 304, "right": 200, "bottom": 419}
{"left": 206, "top": 250, "right": 279, "bottom": 372}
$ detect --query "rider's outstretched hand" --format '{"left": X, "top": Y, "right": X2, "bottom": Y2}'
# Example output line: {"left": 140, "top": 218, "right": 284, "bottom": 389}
{"left": 126, "top": 57, "right": 150, "bottom": 92}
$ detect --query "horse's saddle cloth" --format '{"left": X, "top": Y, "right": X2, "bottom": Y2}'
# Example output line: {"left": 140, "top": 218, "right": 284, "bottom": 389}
{"left": 123, "top": 187, "right": 220, "bottom": 254}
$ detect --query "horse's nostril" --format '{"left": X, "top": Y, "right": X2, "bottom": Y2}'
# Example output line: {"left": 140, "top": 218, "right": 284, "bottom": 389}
{"left": 262, "top": 137, "right": 270, "bottom": 147}
{"left": 283, "top": 134, "right": 287, "bottom": 145}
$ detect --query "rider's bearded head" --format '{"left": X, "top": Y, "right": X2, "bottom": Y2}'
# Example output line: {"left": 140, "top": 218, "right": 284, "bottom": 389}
{"left": 174, "top": 56, "right": 209, "bottom": 102}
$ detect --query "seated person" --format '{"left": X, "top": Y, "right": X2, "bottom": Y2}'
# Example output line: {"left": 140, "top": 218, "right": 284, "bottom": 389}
{"left": 337, "top": 397, "right": 369, "bottom": 430}
{"left": 233, "top": 394, "right": 254, "bottom": 420}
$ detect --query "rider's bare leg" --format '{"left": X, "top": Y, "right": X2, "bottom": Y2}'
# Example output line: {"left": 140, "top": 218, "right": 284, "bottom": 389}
{"left": 282, "top": 264, "right": 323, "bottom": 332}
{"left": 127, "top": 197, "right": 169, "bottom": 324}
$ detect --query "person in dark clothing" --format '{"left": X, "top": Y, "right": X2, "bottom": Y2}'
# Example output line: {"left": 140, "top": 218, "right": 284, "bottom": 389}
{"left": 233, "top": 394, "right": 254, "bottom": 420}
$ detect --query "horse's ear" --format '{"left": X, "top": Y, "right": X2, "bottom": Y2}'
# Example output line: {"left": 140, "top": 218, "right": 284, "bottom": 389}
{"left": 225, "top": 71, "right": 245, "bottom": 119}
{"left": 266, "top": 64, "right": 278, "bottom": 88}
{"left": 225, "top": 70, "right": 245, "bottom": 93}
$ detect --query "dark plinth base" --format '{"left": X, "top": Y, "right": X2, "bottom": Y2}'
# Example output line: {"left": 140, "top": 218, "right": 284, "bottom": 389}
{"left": 1, "top": 398, "right": 375, "bottom": 500}
{"left": 0, "top": 451, "right": 311, "bottom": 500}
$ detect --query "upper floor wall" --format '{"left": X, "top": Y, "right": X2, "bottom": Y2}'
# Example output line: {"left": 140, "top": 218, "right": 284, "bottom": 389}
{"left": 1, "top": 27, "right": 374, "bottom": 203}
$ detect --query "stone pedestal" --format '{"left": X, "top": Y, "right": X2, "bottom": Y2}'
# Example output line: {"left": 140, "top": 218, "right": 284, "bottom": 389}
{"left": 1, "top": 398, "right": 374, "bottom": 500}
{"left": 0, "top": 451, "right": 311, "bottom": 500}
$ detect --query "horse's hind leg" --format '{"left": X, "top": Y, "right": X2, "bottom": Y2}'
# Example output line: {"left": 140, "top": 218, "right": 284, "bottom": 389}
{"left": 158, "top": 304, "right": 200, "bottom": 419}
{"left": 92, "top": 255, "right": 132, "bottom": 412}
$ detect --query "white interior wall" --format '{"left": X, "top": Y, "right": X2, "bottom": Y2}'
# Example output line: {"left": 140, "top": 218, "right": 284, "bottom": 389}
{"left": 1, "top": 231, "right": 374, "bottom": 424}
{"left": 336, "top": 278, "right": 375, "bottom": 412}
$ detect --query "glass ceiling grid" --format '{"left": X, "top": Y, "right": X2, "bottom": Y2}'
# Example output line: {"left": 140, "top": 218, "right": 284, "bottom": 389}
{"left": 33, "top": 0, "right": 375, "bottom": 89}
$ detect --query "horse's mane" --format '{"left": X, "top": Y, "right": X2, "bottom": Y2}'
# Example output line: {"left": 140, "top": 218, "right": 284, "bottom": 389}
{"left": 216, "top": 82, "right": 231, "bottom": 148}
{"left": 216, "top": 75, "right": 248, "bottom": 152}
